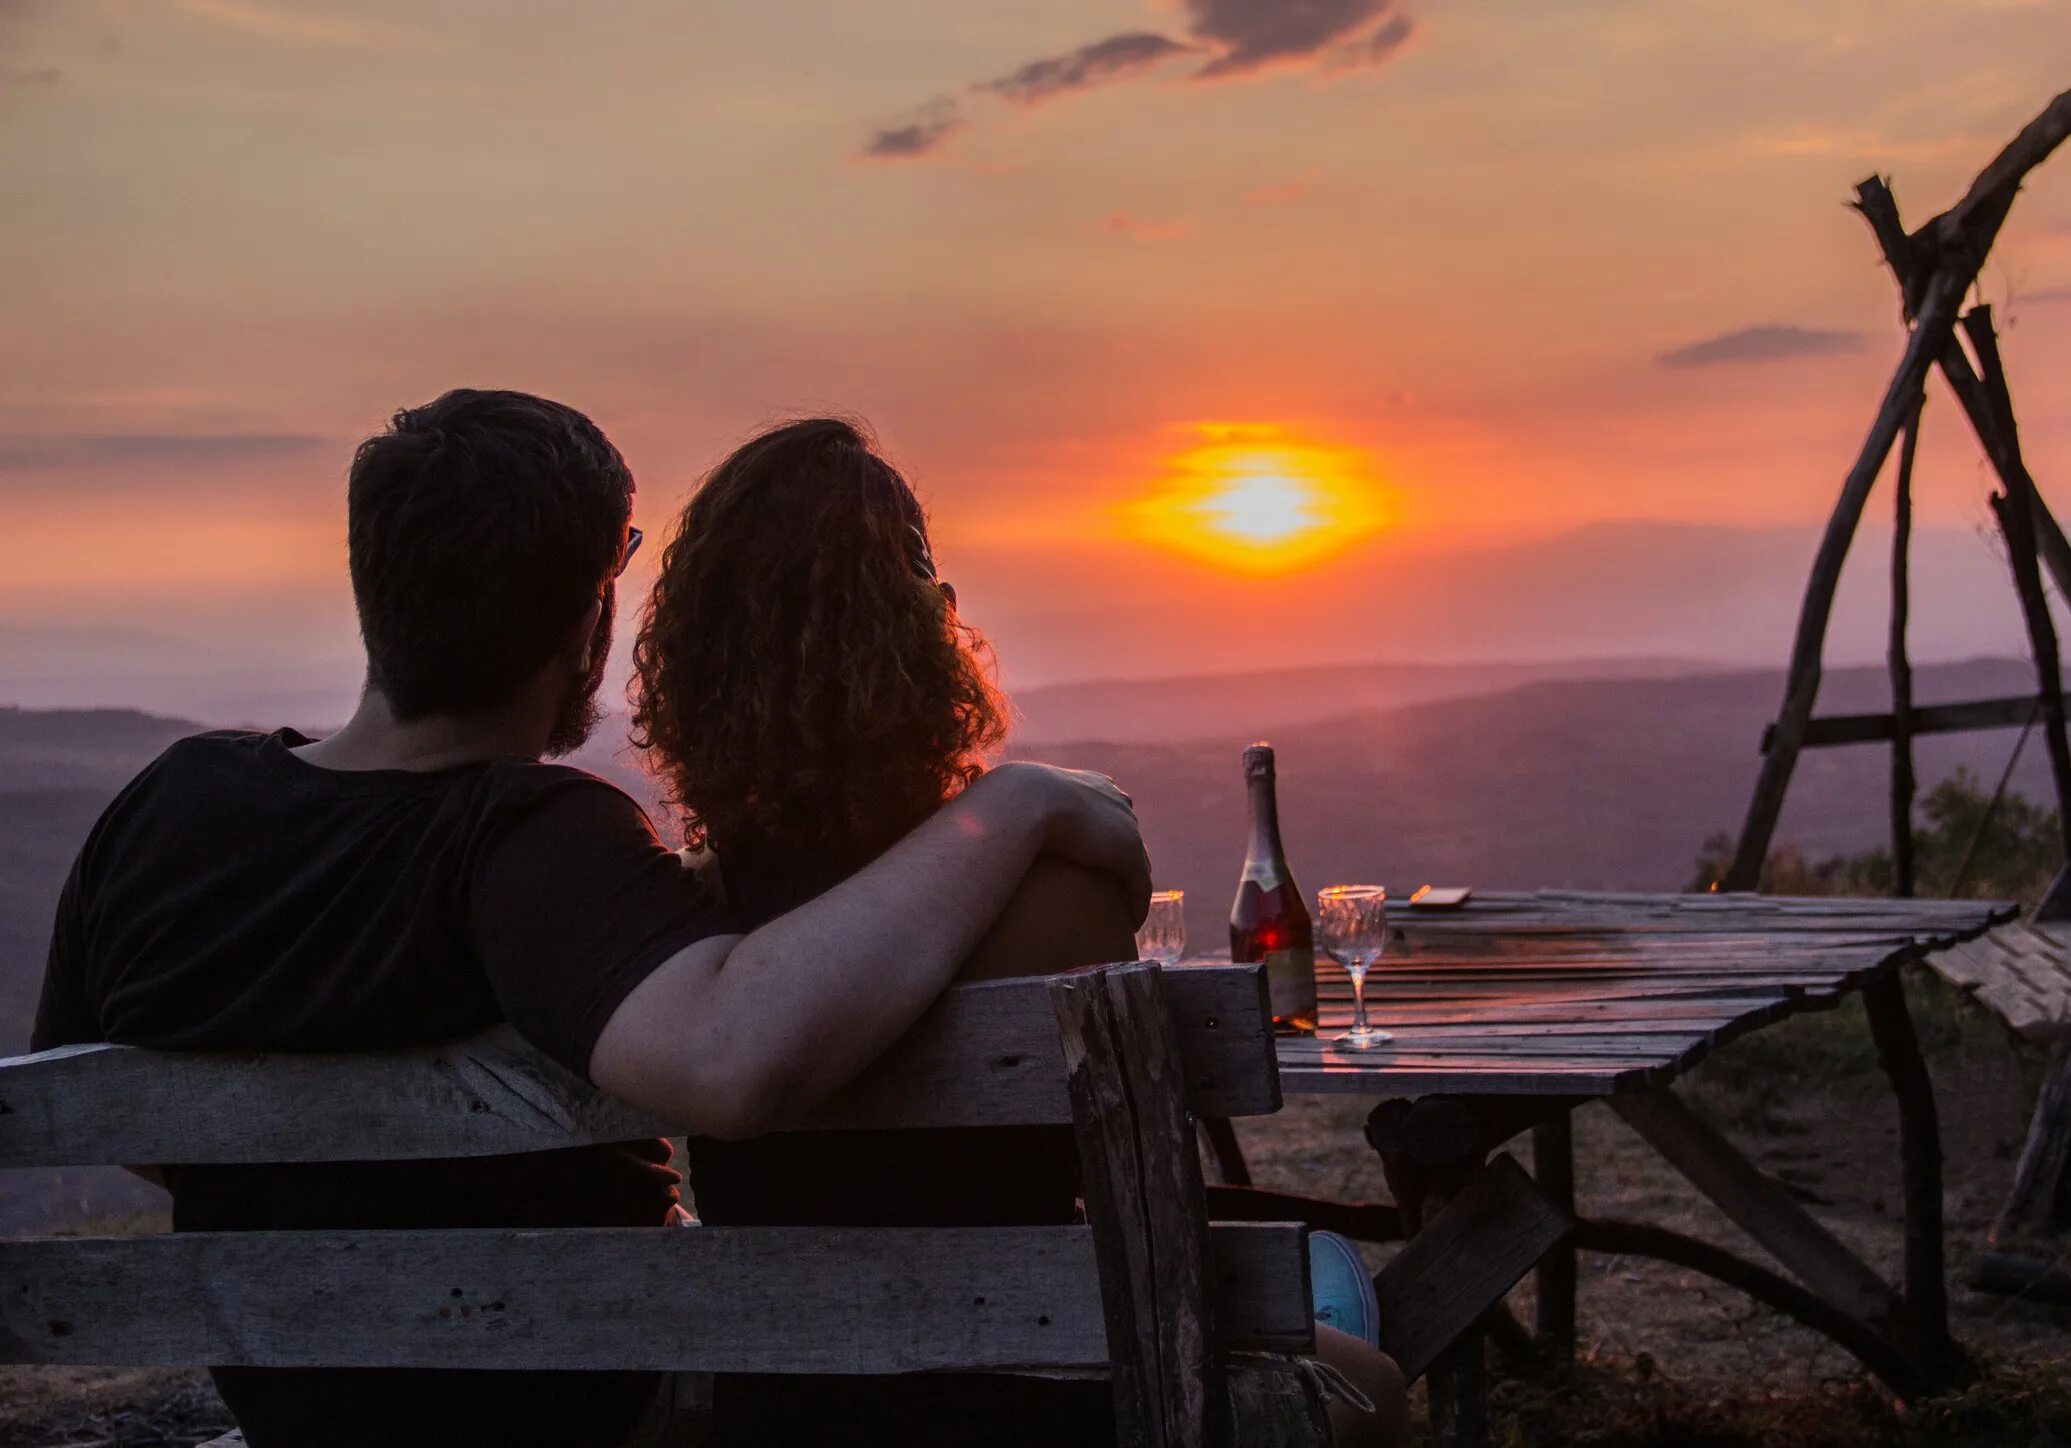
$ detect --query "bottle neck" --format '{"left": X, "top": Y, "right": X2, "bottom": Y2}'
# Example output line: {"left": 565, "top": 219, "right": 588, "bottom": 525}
{"left": 1245, "top": 772, "right": 1285, "bottom": 867}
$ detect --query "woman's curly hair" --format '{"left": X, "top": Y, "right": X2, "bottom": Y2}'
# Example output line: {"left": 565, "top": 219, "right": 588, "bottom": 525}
{"left": 631, "top": 417, "right": 1007, "bottom": 863}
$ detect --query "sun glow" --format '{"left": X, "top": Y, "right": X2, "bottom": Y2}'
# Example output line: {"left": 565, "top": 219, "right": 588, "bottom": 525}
{"left": 1120, "top": 425, "right": 1389, "bottom": 574}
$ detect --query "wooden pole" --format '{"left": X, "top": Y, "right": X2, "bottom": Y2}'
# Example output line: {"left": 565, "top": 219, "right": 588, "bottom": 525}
{"left": 1531, "top": 1115, "right": 1578, "bottom": 1366}
{"left": 1858, "top": 174, "right": 2071, "bottom": 626}
{"left": 1989, "top": 1040, "right": 2071, "bottom": 1247}
{"left": 1862, "top": 971, "right": 1966, "bottom": 1383}
{"left": 1726, "top": 90, "right": 2071, "bottom": 891}
{"left": 1722, "top": 265, "right": 1972, "bottom": 890}
{"left": 1890, "top": 392, "right": 1925, "bottom": 897}
{"left": 1967, "top": 309, "right": 2071, "bottom": 868}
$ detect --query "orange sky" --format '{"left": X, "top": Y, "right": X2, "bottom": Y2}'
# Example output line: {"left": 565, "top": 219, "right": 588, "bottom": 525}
{"left": 4, "top": 1, "right": 2071, "bottom": 703}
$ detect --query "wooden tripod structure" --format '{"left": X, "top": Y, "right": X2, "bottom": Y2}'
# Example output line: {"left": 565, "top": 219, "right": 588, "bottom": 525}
{"left": 1725, "top": 88, "right": 2071, "bottom": 1313}
{"left": 1725, "top": 88, "right": 2071, "bottom": 899}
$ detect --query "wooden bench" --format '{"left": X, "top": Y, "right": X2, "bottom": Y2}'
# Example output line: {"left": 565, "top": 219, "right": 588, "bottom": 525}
{"left": 0, "top": 961, "right": 1336, "bottom": 1446}
{"left": 1926, "top": 894, "right": 2071, "bottom": 1303}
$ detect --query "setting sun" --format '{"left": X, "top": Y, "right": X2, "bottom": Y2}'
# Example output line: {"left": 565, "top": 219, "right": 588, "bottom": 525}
{"left": 1120, "top": 425, "right": 1390, "bottom": 574}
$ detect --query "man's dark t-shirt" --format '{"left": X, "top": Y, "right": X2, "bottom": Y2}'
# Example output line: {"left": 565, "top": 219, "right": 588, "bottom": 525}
{"left": 31, "top": 729, "right": 732, "bottom": 1448}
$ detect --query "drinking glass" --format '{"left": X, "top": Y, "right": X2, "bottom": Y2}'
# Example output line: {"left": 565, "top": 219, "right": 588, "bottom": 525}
{"left": 1136, "top": 889, "right": 1186, "bottom": 965}
{"left": 1317, "top": 885, "right": 1390, "bottom": 1048}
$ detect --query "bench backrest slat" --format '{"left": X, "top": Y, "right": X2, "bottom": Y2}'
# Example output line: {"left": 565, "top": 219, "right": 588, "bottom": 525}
{"left": 0, "top": 1223, "right": 1311, "bottom": 1374}
{"left": 0, "top": 964, "right": 1278, "bottom": 1166}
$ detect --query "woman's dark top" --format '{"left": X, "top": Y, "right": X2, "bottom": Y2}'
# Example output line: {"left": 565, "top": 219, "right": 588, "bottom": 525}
{"left": 692, "top": 827, "right": 1113, "bottom": 1446}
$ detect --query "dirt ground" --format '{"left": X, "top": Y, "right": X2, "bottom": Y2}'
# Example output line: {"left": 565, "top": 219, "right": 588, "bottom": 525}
{"left": 4, "top": 968, "right": 2068, "bottom": 1446}
{"left": 1227, "top": 967, "right": 2071, "bottom": 1445}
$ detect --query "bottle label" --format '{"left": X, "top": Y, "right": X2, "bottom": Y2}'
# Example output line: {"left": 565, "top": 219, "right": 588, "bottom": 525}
{"left": 1264, "top": 945, "right": 1316, "bottom": 1021}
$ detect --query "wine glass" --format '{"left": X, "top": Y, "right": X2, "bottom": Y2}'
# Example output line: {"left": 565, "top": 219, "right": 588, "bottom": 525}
{"left": 1317, "top": 885, "right": 1390, "bottom": 1049}
{"left": 1136, "top": 889, "right": 1186, "bottom": 965}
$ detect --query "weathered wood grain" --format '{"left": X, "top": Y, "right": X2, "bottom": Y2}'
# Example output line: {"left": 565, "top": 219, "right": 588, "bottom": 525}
{"left": 1372, "top": 1154, "right": 1571, "bottom": 1385}
{"left": 1053, "top": 962, "right": 1238, "bottom": 1448}
{"left": 1609, "top": 1088, "right": 1902, "bottom": 1330}
{"left": 0, "top": 1222, "right": 1309, "bottom": 1373}
{"left": 0, "top": 965, "right": 1279, "bottom": 1167}
{"left": 1989, "top": 1040, "right": 2071, "bottom": 1245}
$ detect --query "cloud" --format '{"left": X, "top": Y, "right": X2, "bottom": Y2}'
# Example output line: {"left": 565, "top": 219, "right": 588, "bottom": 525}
{"left": 978, "top": 32, "right": 1194, "bottom": 106}
{"left": 0, "top": 433, "right": 328, "bottom": 471}
{"left": 861, "top": 1, "right": 1416, "bottom": 162}
{"left": 856, "top": 98, "right": 965, "bottom": 161}
{"left": 1657, "top": 325, "right": 1868, "bottom": 369}
{"left": 1324, "top": 13, "right": 1414, "bottom": 73}
{"left": 0, "top": 66, "right": 59, "bottom": 85}
{"left": 1187, "top": 0, "right": 1401, "bottom": 81}
{"left": 2022, "top": 285, "right": 2071, "bottom": 306}
{"left": 1098, "top": 213, "right": 1193, "bottom": 242}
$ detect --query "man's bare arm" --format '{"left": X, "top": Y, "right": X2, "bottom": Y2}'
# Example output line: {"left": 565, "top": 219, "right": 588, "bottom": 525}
{"left": 588, "top": 762, "right": 1149, "bottom": 1138}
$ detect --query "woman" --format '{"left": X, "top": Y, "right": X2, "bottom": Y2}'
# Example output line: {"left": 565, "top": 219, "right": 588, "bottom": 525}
{"left": 631, "top": 418, "right": 1404, "bottom": 1446}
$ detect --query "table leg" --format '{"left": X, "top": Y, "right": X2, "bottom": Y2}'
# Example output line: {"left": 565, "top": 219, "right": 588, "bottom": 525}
{"left": 1531, "top": 1114, "right": 1577, "bottom": 1367}
{"left": 1199, "top": 1116, "right": 1253, "bottom": 1188}
{"left": 1421, "top": 1183, "right": 1489, "bottom": 1448}
{"left": 1366, "top": 1099, "right": 1489, "bottom": 1448}
{"left": 1862, "top": 970, "right": 1968, "bottom": 1383}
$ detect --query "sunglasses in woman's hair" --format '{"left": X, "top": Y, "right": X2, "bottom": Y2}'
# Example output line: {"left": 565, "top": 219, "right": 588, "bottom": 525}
{"left": 616, "top": 525, "right": 644, "bottom": 577}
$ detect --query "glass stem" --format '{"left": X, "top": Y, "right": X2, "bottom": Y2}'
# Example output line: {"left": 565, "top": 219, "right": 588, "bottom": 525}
{"left": 1350, "top": 965, "right": 1370, "bottom": 1035}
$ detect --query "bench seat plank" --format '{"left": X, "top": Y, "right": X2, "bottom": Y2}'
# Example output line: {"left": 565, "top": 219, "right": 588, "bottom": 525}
{"left": 0, "top": 1222, "right": 1310, "bottom": 1374}
{"left": 0, "top": 966, "right": 1278, "bottom": 1167}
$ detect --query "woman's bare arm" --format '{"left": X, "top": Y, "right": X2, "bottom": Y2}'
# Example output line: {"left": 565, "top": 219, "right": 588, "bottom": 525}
{"left": 960, "top": 856, "right": 1142, "bottom": 982}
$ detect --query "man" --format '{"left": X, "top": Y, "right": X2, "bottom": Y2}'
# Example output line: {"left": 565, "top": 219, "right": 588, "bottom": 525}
{"left": 31, "top": 389, "right": 1150, "bottom": 1447}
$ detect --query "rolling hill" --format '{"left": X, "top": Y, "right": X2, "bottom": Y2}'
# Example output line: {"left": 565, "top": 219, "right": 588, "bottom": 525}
{"left": 0, "top": 654, "right": 2055, "bottom": 1226}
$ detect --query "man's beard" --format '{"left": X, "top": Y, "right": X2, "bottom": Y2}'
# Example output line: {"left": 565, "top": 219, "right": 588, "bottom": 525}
{"left": 545, "top": 588, "right": 614, "bottom": 758}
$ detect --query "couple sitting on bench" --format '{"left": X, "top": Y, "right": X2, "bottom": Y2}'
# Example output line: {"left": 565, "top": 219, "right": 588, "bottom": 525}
{"left": 32, "top": 390, "right": 1410, "bottom": 1446}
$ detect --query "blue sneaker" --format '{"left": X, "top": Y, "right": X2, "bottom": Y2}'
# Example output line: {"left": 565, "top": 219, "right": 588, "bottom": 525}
{"left": 1307, "top": 1229, "right": 1379, "bottom": 1346}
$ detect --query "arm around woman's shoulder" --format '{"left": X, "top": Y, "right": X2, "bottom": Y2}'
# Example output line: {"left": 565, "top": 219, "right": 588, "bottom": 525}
{"left": 960, "top": 854, "right": 1143, "bottom": 982}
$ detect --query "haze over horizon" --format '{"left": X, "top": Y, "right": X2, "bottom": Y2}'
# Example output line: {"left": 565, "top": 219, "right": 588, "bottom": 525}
{"left": 6, "top": 1, "right": 2071, "bottom": 704}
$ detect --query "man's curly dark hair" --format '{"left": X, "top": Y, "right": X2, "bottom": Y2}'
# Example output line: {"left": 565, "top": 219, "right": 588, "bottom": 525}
{"left": 630, "top": 417, "right": 1007, "bottom": 863}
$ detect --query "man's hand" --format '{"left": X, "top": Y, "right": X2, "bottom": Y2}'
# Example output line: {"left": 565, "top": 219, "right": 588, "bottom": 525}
{"left": 974, "top": 762, "right": 1152, "bottom": 924}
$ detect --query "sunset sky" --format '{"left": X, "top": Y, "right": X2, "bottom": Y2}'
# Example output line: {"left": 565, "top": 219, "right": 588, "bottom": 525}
{"left": 4, "top": 0, "right": 2071, "bottom": 713}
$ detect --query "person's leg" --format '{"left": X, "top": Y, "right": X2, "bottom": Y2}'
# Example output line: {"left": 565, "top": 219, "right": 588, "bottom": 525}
{"left": 1314, "top": 1323, "right": 1411, "bottom": 1448}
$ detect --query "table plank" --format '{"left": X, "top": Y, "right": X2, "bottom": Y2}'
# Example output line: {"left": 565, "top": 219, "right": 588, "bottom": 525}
{"left": 1217, "top": 891, "right": 2014, "bottom": 1100}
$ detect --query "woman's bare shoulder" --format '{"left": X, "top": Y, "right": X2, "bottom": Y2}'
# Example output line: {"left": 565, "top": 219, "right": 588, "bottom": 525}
{"left": 960, "top": 856, "right": 1141, "bottom": 982}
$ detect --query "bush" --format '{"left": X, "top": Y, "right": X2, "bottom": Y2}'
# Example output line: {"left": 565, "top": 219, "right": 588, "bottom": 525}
{"left": 1691, "top": 769, "right": 2063, "bottom": 907}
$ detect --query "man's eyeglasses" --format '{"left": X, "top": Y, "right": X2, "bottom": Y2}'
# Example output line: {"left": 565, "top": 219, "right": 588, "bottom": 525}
{"left": 615, "top": 525, "right": 644, "bottom": 578}
{"left": 908, "top": 523, "right": 956, "bottom": 608}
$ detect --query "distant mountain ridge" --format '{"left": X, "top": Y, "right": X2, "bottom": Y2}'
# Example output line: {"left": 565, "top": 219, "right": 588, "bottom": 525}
{"left": 1008, "top": 655, "right": 1712, "bottom": 744}
{"left": 0, "top": 653, "right": 2056, "bottom": 1228}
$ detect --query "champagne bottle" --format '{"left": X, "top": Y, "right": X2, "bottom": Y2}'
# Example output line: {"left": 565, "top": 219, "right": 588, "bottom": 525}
{"left": 1229, "top": 742, "right": 1317, "bottom": 1035}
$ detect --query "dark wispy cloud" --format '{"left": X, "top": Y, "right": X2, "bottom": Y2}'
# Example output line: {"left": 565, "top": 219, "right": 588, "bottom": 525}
{"left": 861, "top": 1, "right": 1415, "bottom": 163}
{"left": 0, "top": 66, "right": 60, "bottom": 85}
{"left": 977, "top": 32, "right": 1194, "bottom": 106}
{"left": 2024, "top": 285, "right": 2071, "bottom": 307}
{"left": 856, "top": 98, "right": 965, "bottom": 161}
{"left": 0, "top": 433, "right": 327, "bottom": 471}
{"left": 1658, "top": 325, "right": 1868, "bottom": 369}
{"left": 1188, "top": 0, "right": 1403, "bottom": 81}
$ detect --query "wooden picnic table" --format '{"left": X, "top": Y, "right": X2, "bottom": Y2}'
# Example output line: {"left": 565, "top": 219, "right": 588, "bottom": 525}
{"left": 1196, "top": 889, "right": 2016, "bottom": 1448}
